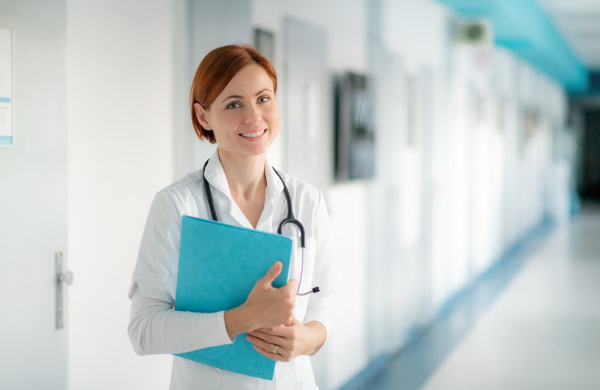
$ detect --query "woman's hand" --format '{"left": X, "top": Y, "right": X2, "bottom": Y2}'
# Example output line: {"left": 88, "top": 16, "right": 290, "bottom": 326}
{"left": 224, "top": 261, "right": 298, "bottom": 339}
{"left": 246, "top": 318, "right": 327, "bottom": 362}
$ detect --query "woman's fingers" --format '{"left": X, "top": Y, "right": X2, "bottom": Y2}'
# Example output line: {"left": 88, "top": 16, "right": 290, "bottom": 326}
{"left": 252, "top": 343, "right": 290, "bottom": 362}
{"left": 246, "top": 333, "right": 279, "bottom": 353}
{"left": 284, "top": 278, "right": 299, "bottom": 293}
{"left": 247, "top": 334, "right": 294, "bottom": 362}
{"left": 246, "top": 316, "right": 321, "bottom": 362}
{"left": 247, "top": 317, "right": 301, "bottom": 359}
{"left": 243, "top": 264, "right": 301, "bottom": 329}
{"left": 248, "top": 329, "right": 286, "bottom": 345}
{"left": 251, "top": 317, "right": 299, "bottom": 339}
{"left": 260, "top": 261, "right": 282, "bottom": 287}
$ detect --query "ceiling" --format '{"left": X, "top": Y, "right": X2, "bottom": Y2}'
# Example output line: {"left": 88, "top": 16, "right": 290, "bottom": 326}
{"left": 536, "top": 0, "right": 600, "bottom": 71}
{"left": 436, "top": 0, "right": 599, "bottom": 94}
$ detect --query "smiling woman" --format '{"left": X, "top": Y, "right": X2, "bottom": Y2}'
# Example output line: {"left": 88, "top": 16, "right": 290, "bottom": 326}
{"left": 128, "top": 44, "right": 343, "bottom": 390}
{"left": 190, "top": 45, "right": 278, "bottom": 144}
{"left": 193, "top": 63, "right": 280, "bottom": 160}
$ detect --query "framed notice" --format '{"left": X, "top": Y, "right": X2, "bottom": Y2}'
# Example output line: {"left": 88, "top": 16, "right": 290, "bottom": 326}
{"left": 0, "top": 28, "right": 13, "bottom": 147}
{"left": 334, "top": 71, "right": 375, "bottom": 181}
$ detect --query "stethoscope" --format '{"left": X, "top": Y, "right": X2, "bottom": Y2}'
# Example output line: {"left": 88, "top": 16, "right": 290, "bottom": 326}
{"left": 202, "top": 159, "right": 320, "bottom": 296}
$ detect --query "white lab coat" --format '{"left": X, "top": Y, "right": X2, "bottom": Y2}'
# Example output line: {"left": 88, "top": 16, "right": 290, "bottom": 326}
{"left": 128, "top": 151, "right": 343, "bottom": 390}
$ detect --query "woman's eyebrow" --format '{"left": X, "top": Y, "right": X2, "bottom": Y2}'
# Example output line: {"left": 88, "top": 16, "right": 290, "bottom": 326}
{"left": 221, "top": 89, "right": 273, "bottom": 104}
{"left": 255, "top": 88, "right": 272, "bottom": 96}
{"left": 221, "top": 95, "right": 243, "bottom": 103}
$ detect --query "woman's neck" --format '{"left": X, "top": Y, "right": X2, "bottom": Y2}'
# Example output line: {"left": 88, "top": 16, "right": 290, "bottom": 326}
{"left": 219, "top": 149, "right": 267, "bottom": 201}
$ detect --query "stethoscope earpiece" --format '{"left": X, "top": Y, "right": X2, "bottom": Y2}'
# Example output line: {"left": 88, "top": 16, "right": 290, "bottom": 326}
{"left": 298, "top": 287, "right": 320, "bottom": 296}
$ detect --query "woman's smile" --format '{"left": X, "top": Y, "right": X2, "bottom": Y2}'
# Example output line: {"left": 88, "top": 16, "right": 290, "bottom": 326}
{"left": 240, "top": 128, "right": 267, "bottom": 138}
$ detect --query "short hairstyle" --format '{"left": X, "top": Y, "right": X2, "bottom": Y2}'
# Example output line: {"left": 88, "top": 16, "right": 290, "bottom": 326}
{"left": 190, "top": 44, "right": 278, "bottom": 143}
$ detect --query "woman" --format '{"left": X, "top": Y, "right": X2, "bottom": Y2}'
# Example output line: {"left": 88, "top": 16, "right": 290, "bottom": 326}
{"left": 128, "top": 45, "right": 342, "bottom": 389}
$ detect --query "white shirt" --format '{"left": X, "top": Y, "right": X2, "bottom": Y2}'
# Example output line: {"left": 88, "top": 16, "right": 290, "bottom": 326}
{"left": 128, "top": 151, "right": 343, "bottom": 390}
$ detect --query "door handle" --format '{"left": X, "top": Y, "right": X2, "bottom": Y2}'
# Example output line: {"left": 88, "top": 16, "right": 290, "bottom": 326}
{"left": 55, "top": 252, "right": 73, "bottom": 330}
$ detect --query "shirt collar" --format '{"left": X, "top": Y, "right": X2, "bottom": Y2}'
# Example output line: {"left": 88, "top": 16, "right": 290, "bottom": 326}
{"left": 203, "top": 149, "right": 285, "bottom": 200}
{"left": 265, "top": 158, "right": 285, "bottom": 201}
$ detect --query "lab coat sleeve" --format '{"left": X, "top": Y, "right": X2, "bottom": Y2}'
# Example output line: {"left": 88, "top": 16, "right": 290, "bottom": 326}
{"left": 128, "top": 284, "right": 233, "bottom": 355}
{"left": 303, "top": 190, "right": 343, "bottom": 337}
{"left": 127, "top": 191, "right": 233, "bottom": 355}
{"left": 303, "top": 295, "right": 334, "bottom": 337}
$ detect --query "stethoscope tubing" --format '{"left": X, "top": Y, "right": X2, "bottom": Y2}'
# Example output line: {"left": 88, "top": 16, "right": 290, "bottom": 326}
{"left": 202, "top": 159, "right": 319, "bottom": 296}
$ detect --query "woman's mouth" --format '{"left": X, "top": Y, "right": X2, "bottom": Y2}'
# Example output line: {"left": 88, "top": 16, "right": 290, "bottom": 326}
{"left": 240, "top": 129, "right": 267, "bottom": 138}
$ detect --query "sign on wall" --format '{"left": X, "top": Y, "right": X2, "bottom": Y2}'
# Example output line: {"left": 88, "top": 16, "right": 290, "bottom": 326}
{"left": 0, "top": 28, "right": 13, "bottom": 147}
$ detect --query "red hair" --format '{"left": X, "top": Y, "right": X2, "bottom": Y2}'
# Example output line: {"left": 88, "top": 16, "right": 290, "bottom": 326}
{"left": 190, "top": 44, "right": 278, "bottom": 143}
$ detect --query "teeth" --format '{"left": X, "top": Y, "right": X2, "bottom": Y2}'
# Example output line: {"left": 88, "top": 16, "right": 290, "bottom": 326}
{"left": 241, "top": 129, "right": 266, "bottom": 138}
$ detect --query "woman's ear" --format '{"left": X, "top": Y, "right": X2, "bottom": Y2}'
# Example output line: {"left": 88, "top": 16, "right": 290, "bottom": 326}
{"left": 194, "top": 103, "right": 211, "bottom": 130}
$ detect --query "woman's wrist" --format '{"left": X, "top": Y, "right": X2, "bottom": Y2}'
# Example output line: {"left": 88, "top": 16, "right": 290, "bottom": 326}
{"left": 302, "top": 321, "right": 327, "bottom": 356}
{"left": 224, "top": 304, "right": 257, "bottom": 339}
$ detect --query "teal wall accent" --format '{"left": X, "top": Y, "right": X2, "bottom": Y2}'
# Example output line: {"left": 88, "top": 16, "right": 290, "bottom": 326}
{"left": 436, "top": 0, "right": 589, "bottom": 93}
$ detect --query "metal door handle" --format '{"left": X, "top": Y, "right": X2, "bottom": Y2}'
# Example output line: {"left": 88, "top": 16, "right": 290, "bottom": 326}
{"left": 58, "top": 270, "right": 73, "bottom": 285}
{"left": 55, "top": 252, "right": 73, "bottom": 329}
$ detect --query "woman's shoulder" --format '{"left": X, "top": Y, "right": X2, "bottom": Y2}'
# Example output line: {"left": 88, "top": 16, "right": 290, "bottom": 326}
{"left": 158, "top": 170, "right": 204, "bottom": 196}
{"left": 152, "top": 170, "right": 205, "bottom": 211}
{"left": 145, "top": 170, "right": 206, "bottom": 217}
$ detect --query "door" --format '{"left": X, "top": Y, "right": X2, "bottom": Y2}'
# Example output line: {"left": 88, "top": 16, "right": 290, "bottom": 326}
{"left": 0, "top": 1, "right": 69, "bottom": 389}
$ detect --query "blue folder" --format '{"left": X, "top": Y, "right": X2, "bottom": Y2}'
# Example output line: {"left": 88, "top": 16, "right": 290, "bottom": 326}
{"left": 174, "top": 215, "right": 292, "bottom": 380}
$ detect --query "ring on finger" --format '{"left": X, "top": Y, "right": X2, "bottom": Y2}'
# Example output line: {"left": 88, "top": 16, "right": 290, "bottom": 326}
{"left": 273, "top": 345, "right": 278, "bottom": 354}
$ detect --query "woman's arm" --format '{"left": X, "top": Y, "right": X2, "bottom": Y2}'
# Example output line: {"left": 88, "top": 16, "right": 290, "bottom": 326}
{"left": 129, "top": 262, "right": 300, "bottom": 356}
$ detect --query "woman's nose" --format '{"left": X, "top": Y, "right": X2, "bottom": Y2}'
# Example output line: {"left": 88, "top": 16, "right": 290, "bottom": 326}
{"left": 244, "top": 103, "right": 262, "bottom": 124}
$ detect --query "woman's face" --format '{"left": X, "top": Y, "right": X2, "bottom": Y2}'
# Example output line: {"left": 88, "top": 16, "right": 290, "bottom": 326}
{"left": 195, "top": 64, "right": 279, "bottom": 159}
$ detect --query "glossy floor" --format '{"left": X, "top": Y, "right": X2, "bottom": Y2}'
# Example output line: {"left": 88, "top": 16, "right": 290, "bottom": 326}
{"left": 346, "top": 204, "right": 600, "bottom": 390}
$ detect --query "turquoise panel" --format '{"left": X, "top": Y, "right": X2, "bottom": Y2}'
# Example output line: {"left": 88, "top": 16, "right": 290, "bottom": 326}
{"left": 436, "top": 0, "right": 589, "bottom": 93}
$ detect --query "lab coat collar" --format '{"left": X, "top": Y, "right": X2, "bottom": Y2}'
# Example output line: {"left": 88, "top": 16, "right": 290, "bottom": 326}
{"left": 203, "top": 149, "right": 284, "bottom": 201}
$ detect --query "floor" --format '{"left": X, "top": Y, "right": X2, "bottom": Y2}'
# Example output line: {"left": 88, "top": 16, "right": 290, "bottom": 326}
{"left": 345, "top": 204, "right": 600, "bottom": 390}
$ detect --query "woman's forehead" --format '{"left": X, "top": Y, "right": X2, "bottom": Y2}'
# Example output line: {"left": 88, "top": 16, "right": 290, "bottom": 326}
{"left": 220, "top": 64, "right": 274, "bottom": 96}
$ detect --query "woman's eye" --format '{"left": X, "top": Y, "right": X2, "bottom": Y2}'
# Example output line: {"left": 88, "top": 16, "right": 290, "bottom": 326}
{"left": 258, "top": 96, "right": 269, "bottom": 103}
{"left": 226, "top": 102, "right": 240, "bottom": 109}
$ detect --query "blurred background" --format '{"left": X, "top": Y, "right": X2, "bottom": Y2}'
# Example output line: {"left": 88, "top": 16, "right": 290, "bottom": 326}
{"left": 1, "top": 0, "right": 599, "bottom": 389}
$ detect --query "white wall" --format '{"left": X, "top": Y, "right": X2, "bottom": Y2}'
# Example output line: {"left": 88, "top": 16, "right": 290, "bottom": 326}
{"left": 66, "top": 0, "right": 180, "bottom": 388}
{"left": 383, "top": 0, "right": 449, "bottom": 72}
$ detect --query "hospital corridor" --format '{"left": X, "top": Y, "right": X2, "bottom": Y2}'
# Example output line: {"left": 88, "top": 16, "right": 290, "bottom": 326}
{"left": 1, "top": 0, "right": 600, "bottom": 389}
{"left": 344, "top": 204, "right": 600, "bottom": 390}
